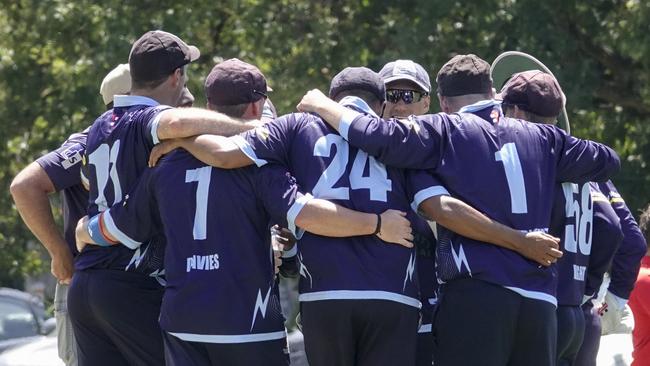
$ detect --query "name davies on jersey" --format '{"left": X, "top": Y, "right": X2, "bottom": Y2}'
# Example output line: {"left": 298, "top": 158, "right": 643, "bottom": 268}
{"left": 187, "top": 254, "right": 220, "bottom": 272}
{"left": 573, "top": 264, "right": 586, "bottom": 281}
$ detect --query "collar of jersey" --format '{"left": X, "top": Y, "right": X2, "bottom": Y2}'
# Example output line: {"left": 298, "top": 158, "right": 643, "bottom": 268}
{"left": 338, "top": 96, "right": 379, "bottom": 118}
{"left": 458, "top": 99, "right": 501, "bottom": 114}
{"left": 113, "top": 95, "right": 160, "bottom": 108}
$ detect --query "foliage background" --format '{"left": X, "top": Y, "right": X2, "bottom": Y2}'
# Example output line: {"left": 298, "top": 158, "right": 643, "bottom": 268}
{"left": 1, "top": 0, "right": 649, "bottom": 286}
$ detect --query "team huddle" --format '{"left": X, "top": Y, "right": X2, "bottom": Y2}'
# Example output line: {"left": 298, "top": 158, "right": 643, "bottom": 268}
{"left": 10, "top": 29, "right": 649, "bottom": 366}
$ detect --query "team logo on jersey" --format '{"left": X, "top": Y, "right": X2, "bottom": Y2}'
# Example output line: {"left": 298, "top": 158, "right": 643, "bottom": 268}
{"left": 398, "top": 116, "right": 421, "bottom": 134}
{"left": 255, "top": 126, "right": 270, "bottom": 141}
{"left": 490, "top": 108, "right": 501, "bottom": 124}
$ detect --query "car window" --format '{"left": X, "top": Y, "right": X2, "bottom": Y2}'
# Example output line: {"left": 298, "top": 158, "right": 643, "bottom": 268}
{"left": 0, "top": 300, "right": 37, "bottom": 340}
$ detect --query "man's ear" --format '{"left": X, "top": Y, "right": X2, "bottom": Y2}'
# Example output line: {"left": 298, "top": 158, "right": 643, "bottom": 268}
{"left": 438, "top": 94, "right": 449, "bottom": 113}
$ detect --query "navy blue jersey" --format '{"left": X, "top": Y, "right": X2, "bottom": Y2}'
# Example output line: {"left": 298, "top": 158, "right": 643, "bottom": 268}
{"left": 77, "top": 95, "right": 171, "bottom": 273}
{"left": 552, "top": 182, "right": 622, "bottom": 306}
{"left": 598, "top": 181, "right": 648, "bottom": 299}
{"left": 36, "top": 130, "right": 89, "bottom": 256}
{"left": 336, "top": 105, "right": 620, "bottom": 305}
{"left": 583, "top": 183, "right": 623, "bottom": 298}
{"left": 232, "top": 97, "right": 443, "bottom": 308}
{"left": 103, "top": 150, "right": 304, "bottom": 343}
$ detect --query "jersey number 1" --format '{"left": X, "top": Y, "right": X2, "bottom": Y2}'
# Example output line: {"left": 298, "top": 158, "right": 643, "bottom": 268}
{"left": 495, "top": 143, "right": 528, "bottom": 214}
{"left": 87, "top": 141, "right": 122, "bottom": 212}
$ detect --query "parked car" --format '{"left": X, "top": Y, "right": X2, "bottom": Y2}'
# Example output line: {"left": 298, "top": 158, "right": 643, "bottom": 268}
{"left": 0, "top": 288, "right": 55, "bottom": 353}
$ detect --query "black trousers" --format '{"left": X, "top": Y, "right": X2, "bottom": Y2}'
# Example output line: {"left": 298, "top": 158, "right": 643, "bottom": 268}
{"left": 162, "top": 331, "right": 289, "bottom": 366}
{"left": 432, "top": 278, "right": 557, "bottom": 366}
{"left": 557, "top": 305, "right": 586, "bottom": 366}
{"left": 574, "top": 302, "right": 601, "bottom": 366}
{"left": 68, "top": 269, "right": 165, "bottom": 366}
{"left": 300, "top": 299, "right": 419, "bottom": 366}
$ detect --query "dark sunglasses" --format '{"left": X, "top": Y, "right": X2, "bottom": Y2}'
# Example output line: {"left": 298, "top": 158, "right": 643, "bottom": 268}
{"left": 386, "top": 89, "right": 429, "bottom": 104}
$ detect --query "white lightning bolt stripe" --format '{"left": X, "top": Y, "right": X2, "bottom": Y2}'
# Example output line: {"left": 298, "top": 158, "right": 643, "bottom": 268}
{"left": 251, "top": 287, "right": 272, "bottom": 331}
{"left": 125, "top": 244, "right": 149, "bottom": 271}
{"left": 451, "top": 243, "right": 471, "bottom": 274}
{"left": 403, "top": 254, "right": 416, "bottom": 291}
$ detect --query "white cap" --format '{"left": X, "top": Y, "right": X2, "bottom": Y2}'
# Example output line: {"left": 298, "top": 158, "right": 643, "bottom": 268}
{"left": 379, "top": 59, "right": 431, "bottom": 93}
{"left": 99, "top": 64, "right": 131, "bottom": 105}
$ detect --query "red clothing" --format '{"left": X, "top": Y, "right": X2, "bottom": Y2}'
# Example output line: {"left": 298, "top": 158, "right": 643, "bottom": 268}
{"left": 630, "top": 256, "right": 650, "bottom": 365}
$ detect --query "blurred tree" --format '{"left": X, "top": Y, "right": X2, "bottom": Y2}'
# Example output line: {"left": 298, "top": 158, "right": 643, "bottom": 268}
{"left": 0, "top": 0, "right": 648, "bottom": 286}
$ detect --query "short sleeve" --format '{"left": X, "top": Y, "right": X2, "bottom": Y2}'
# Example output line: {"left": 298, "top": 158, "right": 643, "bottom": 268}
{"left": 230, "top": 114, "right": 299, "bottom": 168}
{"left": 404, "top": 170, "right": 450, "bottom": 213}
{"left": 36, "top": 131, "right": 87, "bottom": 191}
{"left": 143, "top": 105, "right": 173, "bottom": 145}
{"left": 254, "top": 164, "right": 313, "bottom": 239}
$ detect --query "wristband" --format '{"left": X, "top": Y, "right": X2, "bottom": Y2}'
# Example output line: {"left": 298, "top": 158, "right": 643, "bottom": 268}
{"left": 373, "top": 214, "right": 382, "bottom": 236}
{"left": 87, "top": 213, "right": 117, "bottom": 247}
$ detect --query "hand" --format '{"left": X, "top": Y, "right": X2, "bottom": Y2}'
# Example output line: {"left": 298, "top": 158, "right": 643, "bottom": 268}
{"left": 296, "top": 89, "right": 329, "bottom": 114}
{"left": 376, "top": 210, "right": 413, "bottom": 248}
{"left": 271, "top": 225, "right": 297, "bottom": 252}
{"left": 149, "top": 139, "right": 182, "bottom": 167}
{"left": 273, "top": 249, "right": 282, "bottom": 275}
{"left": 50, "top": 249, "right": 74, "bottom": 284}
{"left": 516, "top": 231, "right": 562, "bottom": 267}
{"left": 75, "top": 216, "right": 91, "bottom": 253}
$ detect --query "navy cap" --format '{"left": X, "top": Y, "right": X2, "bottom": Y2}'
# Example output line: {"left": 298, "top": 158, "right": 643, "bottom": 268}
{"left": 329, "top": 67, "right": 386, "bottom": 102}
{"left": 436, "top": 54, "right": 492, "bottom": 96}
{"left": 500, "top": 70, "right": 564, "bottom": 118}
{"left": 205, "top": 59, "right": 268, "bottom": 106}
{"left": 129, "top": 30, "right": 200, "bottom": 82}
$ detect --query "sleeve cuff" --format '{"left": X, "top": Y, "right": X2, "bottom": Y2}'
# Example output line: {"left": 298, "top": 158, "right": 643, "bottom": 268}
{"left": 230, "top": 135, "right": 268, "bottom": 167}
{"left": 410, "top": 185, "right": 450, "bottom": 213}
{"left": 282, "top": 243, "right": 298, "bottom": 258}
{"left": 339, "top": 109, "right": 362, "bottom": 141}
{"left": 150, "top": 111, "right": 164, "bottom": 145}
{"left": 286, "top": 193, "right": 314, "bottom": 240}
{"left": 102, "top": 209, "right": 142, "bottom": 249}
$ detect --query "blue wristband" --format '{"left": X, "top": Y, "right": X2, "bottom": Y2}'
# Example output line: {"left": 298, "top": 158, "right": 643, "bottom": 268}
{"left": 87, "top": 214, "right": 113, "bottom": 247}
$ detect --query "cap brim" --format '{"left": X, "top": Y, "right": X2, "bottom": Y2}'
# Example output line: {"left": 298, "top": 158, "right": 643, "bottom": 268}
{"left": 383, "top": 75, "right": 430, "bottom": 93}
{"left": 188, "top": 45, "right": 200, "bottom": 62}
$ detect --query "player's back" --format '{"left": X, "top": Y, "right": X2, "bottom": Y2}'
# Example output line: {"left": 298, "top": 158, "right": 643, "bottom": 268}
{"left": 147, "top": 151, "right": 285, "bottom": 341}
{"left": 78, "top": 95, "right": 169, "bottom": 273}
{"left": 433, "top": 113, "right": 612, "bottom": 304}
{"left": 234, "top": 106, "right": 434, "bottom": 308}
{"left": 551, "top": 182, "right": 622, "bottom": 306}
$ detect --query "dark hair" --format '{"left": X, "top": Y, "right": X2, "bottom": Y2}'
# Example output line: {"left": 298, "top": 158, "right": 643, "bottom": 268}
{"left": 131, "top": 66, "right": 185, "bottom": 91}
{"left": 212, "top": 102, "right": 249, "bottom": 118}
{"left": 640, "top": 204, "right": 650, "bottom": 242}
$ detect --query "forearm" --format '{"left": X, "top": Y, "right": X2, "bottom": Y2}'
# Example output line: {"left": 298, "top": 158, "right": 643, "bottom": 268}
{"left": 312, "top": 98, "right": 346, "bottom": 132}
{"left": 179, "top": 135, "right": 254, "bottom": 169}
{"left": 10, "top": 168, "right": 68, "bottom": 258}
{"left": 157, "top": 108, "right": 255, "bottom": 140}
{"left": 295, "top": 199, "right": 376, "bottom": 237}
{"left": 12, "top": 187, "right": 69, "bottom": 257}
{"left": 420, "top": 196, "right": 522, "bottom": 252}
